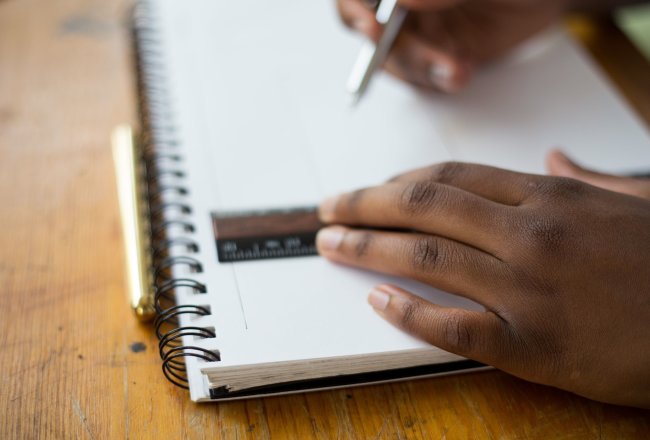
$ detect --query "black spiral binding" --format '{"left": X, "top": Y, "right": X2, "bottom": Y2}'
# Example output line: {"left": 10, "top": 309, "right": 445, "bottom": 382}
{"left": 133, "top": 0, "right": 220, "bottom": 390}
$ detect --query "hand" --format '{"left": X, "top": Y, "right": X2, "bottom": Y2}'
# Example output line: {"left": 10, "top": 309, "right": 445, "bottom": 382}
{"left": 316, "top": 160, "right": 650, "bottom": 408}
{"left": 337, "top": 0, "right": 567, "bottom": 92}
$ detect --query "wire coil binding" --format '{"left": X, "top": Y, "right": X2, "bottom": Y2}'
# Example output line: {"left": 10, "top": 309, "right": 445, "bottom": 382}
{"left": 133, "top": 0, "right": 219, "bottom": 390}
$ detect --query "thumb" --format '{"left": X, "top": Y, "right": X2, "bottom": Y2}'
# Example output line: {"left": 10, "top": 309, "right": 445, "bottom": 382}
{"left": 368, "top": 284, "right": 512, "bottom": 366}
{"left": 546, "top": 149, "right": 650, "bottom": 199}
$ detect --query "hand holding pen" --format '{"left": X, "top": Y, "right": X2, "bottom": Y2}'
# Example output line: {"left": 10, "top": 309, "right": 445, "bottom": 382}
{"left": 347, "top": 0, "right": 408, "bottom": 104}
{"left": 341, "top": 0, "right": 566, "bottom": 96}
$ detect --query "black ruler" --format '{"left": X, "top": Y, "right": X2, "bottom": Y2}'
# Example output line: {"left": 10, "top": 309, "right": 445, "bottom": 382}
{"left": 212, "top": 206, "right": 323, "bottom": 263}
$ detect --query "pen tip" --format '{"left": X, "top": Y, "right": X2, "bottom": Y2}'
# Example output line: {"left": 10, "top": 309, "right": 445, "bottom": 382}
{"left": 349, "top": 92, "right": 361, "bottom": 108}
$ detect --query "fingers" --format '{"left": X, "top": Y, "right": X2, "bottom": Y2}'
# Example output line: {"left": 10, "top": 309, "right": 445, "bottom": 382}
{"left": 338, "top": 0, "right": 472, "bottom": 93}
{"left": 337, "top": 0, "right": 382, "bottom": 40}
{"left": 383, "top": 30, "right": 472, "bottom": 92}
{"left": 367, "top": 284, "right": 513, "bottom": 365}
{"left": 389, "top": 162, "right": 538, "bottom": 206}
{"left": 546, "top": 150, "right": 650, "bottom": 199}
{"left": 320, "top": 178, "right": 514, "bottom": 252}
{"left": 397, "top": 0, "right": 463, "bottom": 11}
{"left": 317, "top": 226, "right": 508, "bottom": 307}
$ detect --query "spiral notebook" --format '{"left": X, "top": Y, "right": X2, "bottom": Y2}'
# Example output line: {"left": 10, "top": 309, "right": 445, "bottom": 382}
{"left": 115, "top": 0, "right": 650, "bottom": 402}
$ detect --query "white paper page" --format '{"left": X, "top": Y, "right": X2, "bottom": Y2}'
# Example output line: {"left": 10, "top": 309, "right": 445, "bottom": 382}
{"left": 433, "top": 29, "right": 650, "bottom": 174}
{"left": 190, "top": 1, "right": 454, "bottom": 206}
{"left": 157, "top": 0, "right": 462, "bottom": 394}
{"left": 161, "top": 0, "right": 459, "bottom": 356}
{"left": 149, "top": 0, "right": 650, "bottom": 399}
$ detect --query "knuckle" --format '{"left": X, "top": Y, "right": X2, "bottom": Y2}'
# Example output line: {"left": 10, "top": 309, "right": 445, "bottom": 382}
{"left": 338, "top": 188, "right": 366, "bottom": 217}
{"left": 428, "top": 161, "right": 465, "bottom": 185}
{"left": 352, "top": 231, "right": 373, "bottom": 258}
{"left": 399, "top": 180, "right": 444, "bottom": 215}
{"left": 411, "top": 237, "right": 442, "bottom": 272}
{"left": 399, "top": 299, "right": 420, "bottom": 333}
{"left": 442, "top": 312, "right": 474, "bottom": 354}
{"left": 512, "top": 320, "right": 569, "bottom": 383}
{"left": 535, "top": 177, "right": 586, "bottom": 201}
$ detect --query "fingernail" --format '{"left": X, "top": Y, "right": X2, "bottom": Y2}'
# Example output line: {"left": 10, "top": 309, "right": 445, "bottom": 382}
{"left": 368, "top": 287, "right": 391, "bottom": 311}
{"left": 319, "top": 196, "right": 338, "bottom": 222}
{"left": 428, "top": 64, "right": 454, "bottom": 92}
{"left": 316, "top": 227, "right": 345, "bottom": 252}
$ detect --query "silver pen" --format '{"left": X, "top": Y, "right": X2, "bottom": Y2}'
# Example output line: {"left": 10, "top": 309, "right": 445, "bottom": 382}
{"left": 346, "top": 0, "right": 407, "bottom": 105}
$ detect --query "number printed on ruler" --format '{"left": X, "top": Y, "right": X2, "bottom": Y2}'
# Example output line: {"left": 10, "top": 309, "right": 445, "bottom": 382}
{"left": 211, "top": 206, "right": 323, "bottom": 263}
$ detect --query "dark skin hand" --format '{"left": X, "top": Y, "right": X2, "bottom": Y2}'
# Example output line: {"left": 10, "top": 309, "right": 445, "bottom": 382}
{"left": 339, "top": 0, "right": 566, "bottom": 92}
{"left": 316, "top": 152, "right": 650, "bottom": 408}
{"left": 339, "top": 0, "right": 647, "bottom": 92}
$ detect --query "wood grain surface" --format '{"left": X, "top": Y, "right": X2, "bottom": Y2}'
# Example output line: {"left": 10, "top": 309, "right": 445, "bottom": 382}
{"left": 1, "top": 1, "right": 649, "bottom": 438}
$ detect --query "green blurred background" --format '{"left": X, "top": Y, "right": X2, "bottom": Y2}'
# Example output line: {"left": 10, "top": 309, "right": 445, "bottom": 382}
{"left": 618, "top": 4, "right": 650, "bottom": 58}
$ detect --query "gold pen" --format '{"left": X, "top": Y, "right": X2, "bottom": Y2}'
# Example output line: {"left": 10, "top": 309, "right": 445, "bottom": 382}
{"left": 346, "top": 0, "right": 407, "bottom": 105}
{"left": 112, "top": 125, "right": 156, "bottom": 321}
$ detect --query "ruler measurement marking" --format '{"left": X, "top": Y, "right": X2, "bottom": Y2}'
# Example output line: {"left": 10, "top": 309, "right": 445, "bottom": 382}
{"left": 212, "top": 207, "right": 323, "bottom": 263}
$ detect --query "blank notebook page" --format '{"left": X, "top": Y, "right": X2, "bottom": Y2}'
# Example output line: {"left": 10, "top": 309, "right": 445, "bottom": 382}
{"left": 150, "top": 0, "right": 650, "bottom": 399}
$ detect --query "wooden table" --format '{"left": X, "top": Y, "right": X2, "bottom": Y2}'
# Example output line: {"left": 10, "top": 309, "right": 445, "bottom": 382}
{"left": 1, "top": 1, "right": 649, "bottom": 438}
